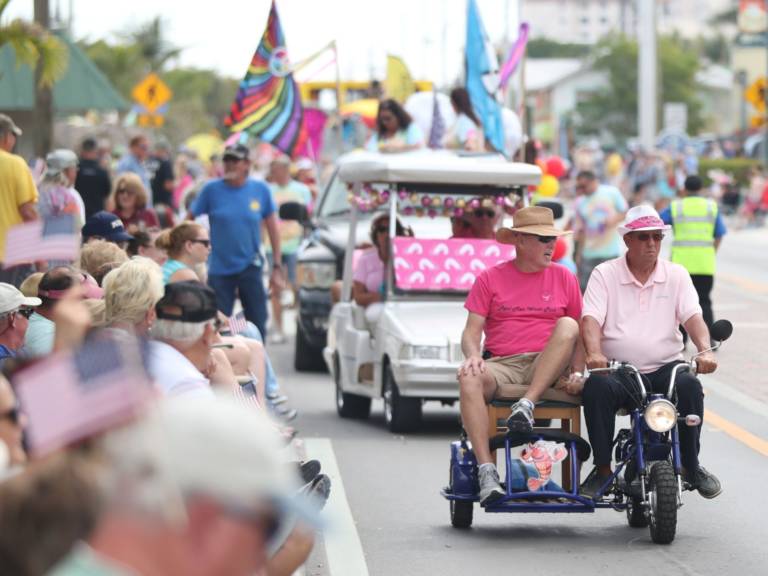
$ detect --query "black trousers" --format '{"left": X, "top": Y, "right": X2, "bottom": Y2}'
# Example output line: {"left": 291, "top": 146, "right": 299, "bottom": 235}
{"left": 582, "top": 361, "right": 704, "bottom": 473}
{"left": 690, "top": 274, "right": 714, "bottom": 329}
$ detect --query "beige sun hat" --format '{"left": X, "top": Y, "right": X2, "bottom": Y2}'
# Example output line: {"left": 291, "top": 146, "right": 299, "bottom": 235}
{"left": 496, "top": 206, "right": 571, "bottom": 244}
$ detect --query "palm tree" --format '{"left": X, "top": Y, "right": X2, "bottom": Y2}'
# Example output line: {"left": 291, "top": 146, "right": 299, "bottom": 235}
{"left": 0, "top": 0, "right": 68, "bottom": 87}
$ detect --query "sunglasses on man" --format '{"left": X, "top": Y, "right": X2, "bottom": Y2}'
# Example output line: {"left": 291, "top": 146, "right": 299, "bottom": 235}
{"left": 15, "top": 308, "right": 35, "bottom": 320}
{"left": 472, "top": 209, "right": 496, "bottom": 219}
{"left": 633, "top": 232, "right": 665, "bottom": 243}
{"left": 535, "top": 235, "right": 557, "bottom": 244}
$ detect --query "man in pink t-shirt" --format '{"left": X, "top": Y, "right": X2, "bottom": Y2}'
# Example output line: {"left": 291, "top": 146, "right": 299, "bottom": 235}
{"left": 580, "top": 205, "right": 721, "bottom": 500}
{"left": 458, "top": 206, "right": 584, "bottom": 505}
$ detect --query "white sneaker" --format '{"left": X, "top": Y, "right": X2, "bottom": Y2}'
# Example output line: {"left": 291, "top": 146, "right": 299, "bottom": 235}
{"left": 268, "top": 331, "right": 287, "bottom": 345}
{"left": 478, "top": 464, "right": 505, "bottom": 506}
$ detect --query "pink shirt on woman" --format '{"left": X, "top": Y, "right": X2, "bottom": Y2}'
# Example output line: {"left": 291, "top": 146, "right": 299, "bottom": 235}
{"left": 353, "top": 248, "right": 385, "bottom": 293}
{"left": 464, "top": 261, "right": 582, "bottom": 357}
{"left": 582, "top": 255, "right": 701, "bottom": 373}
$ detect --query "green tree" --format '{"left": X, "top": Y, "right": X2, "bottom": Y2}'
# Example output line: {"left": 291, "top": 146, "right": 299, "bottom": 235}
{"left": 79, "top": 19, "right": 240, "bottom": 143}
{"left": 575, "top": 34, "right": 703, "bottom": 143}
{"left": 527, "top": 38, "right": 590, "bottom": 59}
{"left": 0, "top": 0, "right": 68, "bottom": 87}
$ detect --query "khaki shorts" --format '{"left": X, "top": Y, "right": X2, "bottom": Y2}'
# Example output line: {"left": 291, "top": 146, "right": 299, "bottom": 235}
{"left": 485, "top": 353, "right": 569, "bottom": 399}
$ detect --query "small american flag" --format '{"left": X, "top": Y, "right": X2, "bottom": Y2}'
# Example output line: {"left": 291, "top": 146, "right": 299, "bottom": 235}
{"left": 14, "top": 334, "right": 153, "bottom": 456}
{"left": 228, "top": 312, "right": 248, "bottom": 335}
{"left": 233, "top": 376, "right": 262, "bottom": 410}
{"left": 3, "top": 215, "right": 79, "bottom": 266}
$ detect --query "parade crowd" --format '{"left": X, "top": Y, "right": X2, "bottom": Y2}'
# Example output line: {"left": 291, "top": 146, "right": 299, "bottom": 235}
{"left": 0, "top": 112, "right": 326, "bottom": 576}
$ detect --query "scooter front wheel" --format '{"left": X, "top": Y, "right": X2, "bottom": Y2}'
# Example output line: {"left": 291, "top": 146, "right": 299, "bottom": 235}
{"left": 648, "top": 461, "right": 677, "bottom": 544}
{"left": 449, "top": 465, "right": 473, "bottom": 529}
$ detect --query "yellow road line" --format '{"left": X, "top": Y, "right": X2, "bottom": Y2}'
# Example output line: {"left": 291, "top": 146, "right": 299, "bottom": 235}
{"left": 719, "top": 273, "right": 768, "bottom": 295}
{"left": 705, "top": 408, "right": 768, "bottom": 457}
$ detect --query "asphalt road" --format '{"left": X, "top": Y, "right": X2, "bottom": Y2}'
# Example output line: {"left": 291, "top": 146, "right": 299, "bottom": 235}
{"left": 269, "top": 226, "right": 768, "bottom": 576}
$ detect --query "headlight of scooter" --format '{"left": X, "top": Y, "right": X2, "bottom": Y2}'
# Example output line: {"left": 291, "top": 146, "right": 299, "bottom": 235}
{"left": 644, "top": 399, "right": 677, "bottom": 433}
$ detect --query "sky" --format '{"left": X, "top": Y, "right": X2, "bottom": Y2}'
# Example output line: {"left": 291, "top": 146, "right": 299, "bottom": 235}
{"left": 4, "top": 0, "right": 522, "bottom": 86}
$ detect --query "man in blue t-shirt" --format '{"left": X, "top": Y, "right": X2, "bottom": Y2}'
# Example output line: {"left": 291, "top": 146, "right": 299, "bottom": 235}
{"left": 190, "top": 144, "right": 282, "bottom": 338}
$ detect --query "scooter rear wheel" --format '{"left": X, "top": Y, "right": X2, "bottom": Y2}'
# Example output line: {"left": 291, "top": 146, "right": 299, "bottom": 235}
{"left": 626, "top": 496, "right": 648, "bottom": 528}
{"left": 648, "top": 461, "right": 677, "bottom": 544}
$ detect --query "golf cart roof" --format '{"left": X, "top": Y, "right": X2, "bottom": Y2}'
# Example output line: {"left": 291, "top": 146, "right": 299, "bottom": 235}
{"left": 337, "top": 151, "right": 542, "bottom": 187}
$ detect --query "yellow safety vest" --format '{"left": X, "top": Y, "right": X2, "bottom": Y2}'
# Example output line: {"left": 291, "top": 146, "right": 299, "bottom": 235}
{"left": 670, "top": 197, "right": 717, "bottom": 275}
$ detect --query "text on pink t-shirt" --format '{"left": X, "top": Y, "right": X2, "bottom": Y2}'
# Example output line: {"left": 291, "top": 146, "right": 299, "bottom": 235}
{"left": 464, "top": 261, "right": 583, "bottom": 357}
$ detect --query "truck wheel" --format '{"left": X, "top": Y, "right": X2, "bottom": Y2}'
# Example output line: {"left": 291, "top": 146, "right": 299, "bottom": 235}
{"left": 383, "top": 364, "right": 422, "bottom": 433}
{"left": 648, "top": 461, "right": 677, "bottom": 544}
{"left": 449, "top": 464, "right": 473, "bottom": 528}
{"left": 294, "top": 321, "right": 326, "bottom": 372}
{"left": 626, "top": 496, "right": 648, "bottom": 528}
{"left": 334, "top": 353, "right": 371, "bottom": 419}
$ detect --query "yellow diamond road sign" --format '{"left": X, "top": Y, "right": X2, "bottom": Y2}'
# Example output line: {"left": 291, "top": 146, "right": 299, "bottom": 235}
{"left": 132, "top": 73, "right": 172, "bottom": 114}
{"left": 745, "top": 77, "right": 766, "bottom": 111}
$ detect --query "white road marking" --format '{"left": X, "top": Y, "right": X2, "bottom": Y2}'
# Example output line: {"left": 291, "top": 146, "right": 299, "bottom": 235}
{"left": 303, "top": 438, "right": 369, "bottom": 576}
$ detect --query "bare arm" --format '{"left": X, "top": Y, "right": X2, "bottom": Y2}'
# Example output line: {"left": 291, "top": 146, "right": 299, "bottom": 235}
{"left": 581, "top": 315, "right": 608, "bottom": 369}
{"left": 458, "top": 312, "right": 486, "bottom": 377}
{"left": 264, "top": 214, "right": 282, "bottom": 263}
{"left": 18, "top": 201, "right": 38, "bottom": 222}
{"left": 351, "top": 280, "right": 381, "bottom": 308}
{"left": 714, "top": 237, "right": 722, "bottom": 251}
{"left": 682, "top": 313, "right": 717, "bottom": 374}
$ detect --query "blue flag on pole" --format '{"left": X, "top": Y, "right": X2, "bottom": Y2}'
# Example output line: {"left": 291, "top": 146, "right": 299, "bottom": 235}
{"left": 465, "top": 0, "right": 505, "bottom": 155}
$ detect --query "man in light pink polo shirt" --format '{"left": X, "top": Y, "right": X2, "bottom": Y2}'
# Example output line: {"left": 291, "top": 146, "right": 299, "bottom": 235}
{"left": 580, "top": 205, "right": 721, "bottom": 500}
{"left": 458, "top": 206, "right": 584, "bottom": 505}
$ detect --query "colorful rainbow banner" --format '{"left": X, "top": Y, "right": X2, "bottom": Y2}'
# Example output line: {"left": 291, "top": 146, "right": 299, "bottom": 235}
{"left": 224, "top": 1, "right": 306, "bottom": 156}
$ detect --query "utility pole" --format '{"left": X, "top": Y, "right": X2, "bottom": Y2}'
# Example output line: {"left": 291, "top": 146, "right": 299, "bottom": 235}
{"left": 33, "top": 0, "right": 53, "bottom": 159}
{"left": 637, "top": 0, "right": 657, "bottom": 151}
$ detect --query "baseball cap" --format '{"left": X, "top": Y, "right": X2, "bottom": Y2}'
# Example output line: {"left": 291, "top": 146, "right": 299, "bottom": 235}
{"left": 82, "top": 211, "right": 133, "bottom": 243}
{"left": 101, "top": 395, "right": 320, "bottom": 547}
{"left": 45, "top": 149, "right": 79, "bottom": 175}
{"left": 0, "top": 283, "right": 41, "bottom": 315}
{"left": 0, "top": 113, "right": 22, "bottom": 136}
{"left": 222, "top": 144, "right": 250, "bottom": 161}
{"left": 155, "top": 281, "right": 218, "bottom": 323}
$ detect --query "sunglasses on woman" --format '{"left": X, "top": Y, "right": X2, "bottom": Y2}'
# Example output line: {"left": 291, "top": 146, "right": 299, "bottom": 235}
{"left": 0, "top": 404, "right": 21, "bottom": 425}
{"left": 374, "top": 225, "right": 390, "bottom": 235}
{"left": 190, "top": 239, "right": 211, "bottom": 247}
{"left": 472, "top": 209, "right": 496, "bottom": 219}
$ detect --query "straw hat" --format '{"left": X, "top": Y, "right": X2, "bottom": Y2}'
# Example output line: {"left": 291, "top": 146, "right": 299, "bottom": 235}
{"left": 496, "top": 206, "right": 571, "bottom": 244}
{"left": 618, "top": 205, "right": 671, "bottom": 236}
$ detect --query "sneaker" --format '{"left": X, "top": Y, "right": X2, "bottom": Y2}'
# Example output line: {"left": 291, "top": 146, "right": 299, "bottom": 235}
{"left": 580, "top": 467, "right": 612, "bottom": 499}
{"left": 299, "top": 459, "right": 322, "bottom": 484}
{"left": 506, "top": 399, "right": 534, "bottom": 433}
{"left": 276, "top": 406, "right": 298, "bottom": 422}
{"left": 268, "top": 395, "right": 288, "bottom": 406}
{"left": 301, "top": 473, "right": 331, "bottom": 510}
{"left": 268, "top": 331, "right": 287, "bottom": 345}
{"left": 688, "top": 466, "right": 722, "bottom": 499}
{"left": 478, "top": 464, "right": 505, "bottom": 506}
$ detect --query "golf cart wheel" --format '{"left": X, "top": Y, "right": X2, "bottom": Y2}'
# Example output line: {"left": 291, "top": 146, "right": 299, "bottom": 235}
{"left": 648, "top": 461, "right": 677, "bottom": 544}
{"left": 449, "top": 465, "right": 473, "bottom": 528}
{"left": 383, "top": 363, "right": 422, "bottom": 433}
{"left": 334, "top": 353, "right": 371, "bottom": 419}
{"left": 626, "top": 496, "right": 648, "bottom": 528}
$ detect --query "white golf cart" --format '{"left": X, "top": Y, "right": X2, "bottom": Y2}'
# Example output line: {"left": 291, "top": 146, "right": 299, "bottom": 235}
{"left": 324, "top": 153, "right": 542, "bottom": 432}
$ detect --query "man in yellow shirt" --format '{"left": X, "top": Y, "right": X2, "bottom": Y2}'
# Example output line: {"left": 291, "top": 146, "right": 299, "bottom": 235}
{"left": 0, "top": 114, "right": 39, "bottom": 286}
